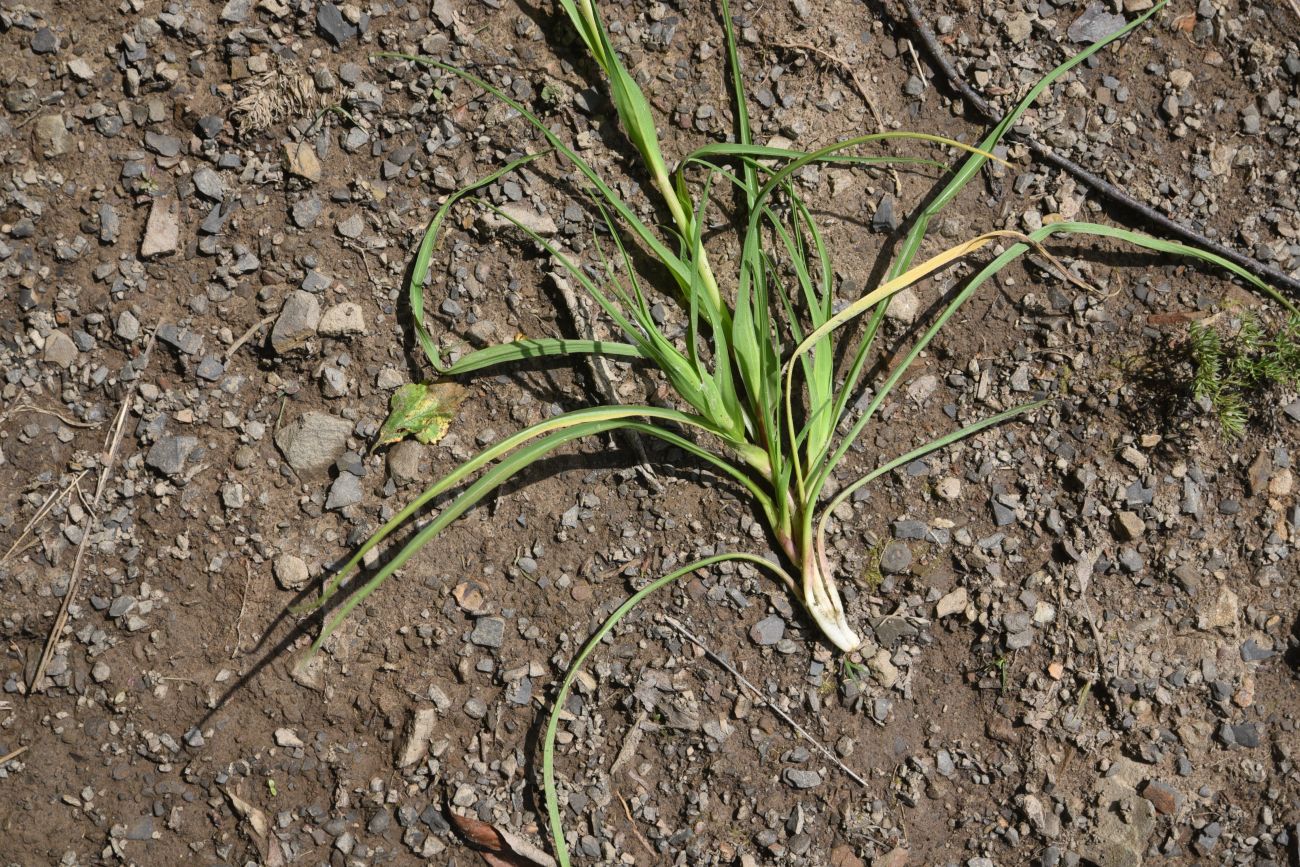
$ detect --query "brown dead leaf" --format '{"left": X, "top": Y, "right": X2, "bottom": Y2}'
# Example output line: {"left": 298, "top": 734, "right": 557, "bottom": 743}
{"left": 225, "top": 787, "right": 285, "bottom": 867}
{"left": 225, "top": 788, "right": 269, "bottom": 839}
{"left": 1172, "top": 11, "right": 1196, "bottom": 32}
{"left": 447, "top": 808, "right": 556, "bottom": 867}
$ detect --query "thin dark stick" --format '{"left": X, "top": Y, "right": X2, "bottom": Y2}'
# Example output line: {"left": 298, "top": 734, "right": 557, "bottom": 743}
{"left": 891, "top": 0, "right": 1300, "bottom": 298}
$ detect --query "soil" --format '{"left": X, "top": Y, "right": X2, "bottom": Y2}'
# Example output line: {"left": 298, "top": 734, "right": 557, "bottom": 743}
{"left": 1, "top": 0, "right": 1298, "bottom": 865}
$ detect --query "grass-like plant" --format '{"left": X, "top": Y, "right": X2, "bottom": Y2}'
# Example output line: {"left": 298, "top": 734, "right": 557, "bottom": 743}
{"left": 1189, "top": 311, "right": 1300, "bottom": 435}
{"left": 292, "top": 0, "right": 1293, "bottom": 859}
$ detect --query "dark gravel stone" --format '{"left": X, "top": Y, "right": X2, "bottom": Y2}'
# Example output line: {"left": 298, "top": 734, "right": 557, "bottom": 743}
{"left": 146, "top": 435, "right": 198, "bottom": 477}
{"left": 325, "top": 472, "right": 362, "bottom": 510}
{"left": 1240, "top": 638, "right": 1275, "bottom": 662}
{"left": 1067, "top": 2, "right": 1126, "bottom": 43}
{"left": 196, "top": 356, "right": 225, "bottom": 381}
{"left": 293, "top": 196, "right": 323, "bottom": 228}
{"left": 192, "top": 167, "right": 224, "bottom": 201}
{"left": 871, "top": 195, "right": 899, "bottom": 232}
{"left": 891, "top": 519, "right": 928, "bottom": 540}
{"left": 750, "top": 615, "right": 785, "bottom": 646}
{"left": 31, "top": 27, "right": 60, "bottom": 54}
{"left": 318, "top": 3, "right": 359, "bottom": 45}
{"left": 196, "top": 115, "right": 223, "bottom": 139}
{"left": 879, "top": 541, "right": 912, "bottom": 574}
{"left": 1193, "top": 821, "right": 1222, "bottom": 855}
{"left": 1231, "top": 722, "right": 1261, "bottom": 748}
{"left": 469, "top": 616, "right": 506, "bottom": 648}
{"left": 367, "top": 809, "right": 391, "bottom": 834}
{"left": 990, "top": 499, "right": 1017, "bottom": 526}
{"left": 783, "top": 768, "right": 821, "bottom": 789}
{"left": 125, "top": 816, "right": 155, "bottom": 841}
{"left": 144, "top": 131, "right": 181, "bottom": 157}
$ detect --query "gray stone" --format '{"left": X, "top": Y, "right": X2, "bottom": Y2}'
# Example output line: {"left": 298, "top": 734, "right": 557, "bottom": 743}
{"left": 192, "top": 167, "right": 224, "bottom": 201}
{"left": 337, "top": 214, "right": 365, "bottom": 239}
{"left": 157, "top": 323, "right": 203, "bottom": 355}
{"left": 30, "top": 27, "right": 60, "bottom": 54}
{"left": 883, "top": 287, "right": 919, "bottom": 324}
{"left": 146, "top": 435, "right": 198, "bottom": 477}
{"left": 470, "top": 616, "right": 506, "bottom": 648}
{"left": 750, "top": 615, "right": 785, "bottom": 646}
{"left": 197, "top": 115, "right": 223, "bottom": 139}
{"left": 783, "top": 768, "right": 822, "bottom": 789}
{"left": 1240, "top": 638, "right": 1275, "bottom": 662}
{"left": 144, "top": 131, "right": 181, "bottom": 157}
{"left": 325, "top": 472, "right": 362, "bottom": 510}
{"left": 432, "top": 0, "right": 456, "bottom": 27}
{"left": 108, "top": 595, "right": 136, "bottom": 618}
{"left": 196, "top": 356, "right": 225, "bottom": 381}
{"left": 1231, "top": 722, "right": 1261, "bottom": 748}
{"left": 872, "top": 195, "right": 899, "bottom": 232}
{"left": 292, "top": 196, "right": 322, "bottom": 228}
{"left": 140, "top": 199, "right": 180, "bottom": 257}
{"left": 1193, "top": 821, "right": 1222, "bottom": 856}
{"left": 270, "top": 290, "right": 321, "bottom": 353}
{"left": 275, "top": 412, "right": 352, "bottom": 474}
{"left": 99, "top": 204, "right": 120, "bottom": 243}
{"left": 125, "top": 816, "right": 155, "bottom": 841}
{"left": 879, "top": 541, "right": 912, "bottom": 574}
{"left": 1067, "top": 2, "right": 1127, "bottom": 44}
{"left": 220, "top": 0, "right": 252, "bottom": 22}
{"left": 274, "top": 554, "right": 310, "bottom": 591}
{"left": 991, "top": 499, "right": 1017, "bottom": 527}
{"left": 892, "top": 519, "right": 928, "bottom": 540}
{"left": 317, "top": 2, "right": 359, "bottom": 45}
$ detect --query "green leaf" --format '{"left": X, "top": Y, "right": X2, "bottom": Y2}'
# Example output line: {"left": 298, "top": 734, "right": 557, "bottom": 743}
{"left": 374, "top": 382, "right": 468, "bottom": 448}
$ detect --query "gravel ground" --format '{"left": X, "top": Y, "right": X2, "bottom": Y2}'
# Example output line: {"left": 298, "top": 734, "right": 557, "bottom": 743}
{"left": 1, "top": 0, "right": 1299, "bottom": 864}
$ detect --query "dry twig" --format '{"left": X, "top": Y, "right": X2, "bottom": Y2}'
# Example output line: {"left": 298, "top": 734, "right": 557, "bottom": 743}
{"left": 223, "top": 314, "right": 275, "bottom": 362}
{"left": 5, "top": 404, "right": 102, "bottom": 429}
{"left": 29, "top": 334, "right": 155, "bottom": 692}
{"left": 1, "top": 469, "right": 89, "bottom": 565}
{"left": 662, "top": 615, "right": 868, "bottom": 787}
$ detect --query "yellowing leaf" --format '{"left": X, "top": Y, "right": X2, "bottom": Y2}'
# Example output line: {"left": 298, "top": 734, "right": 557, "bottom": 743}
{"left": 375, "top": 382, "right": 467, "bottom": 448}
